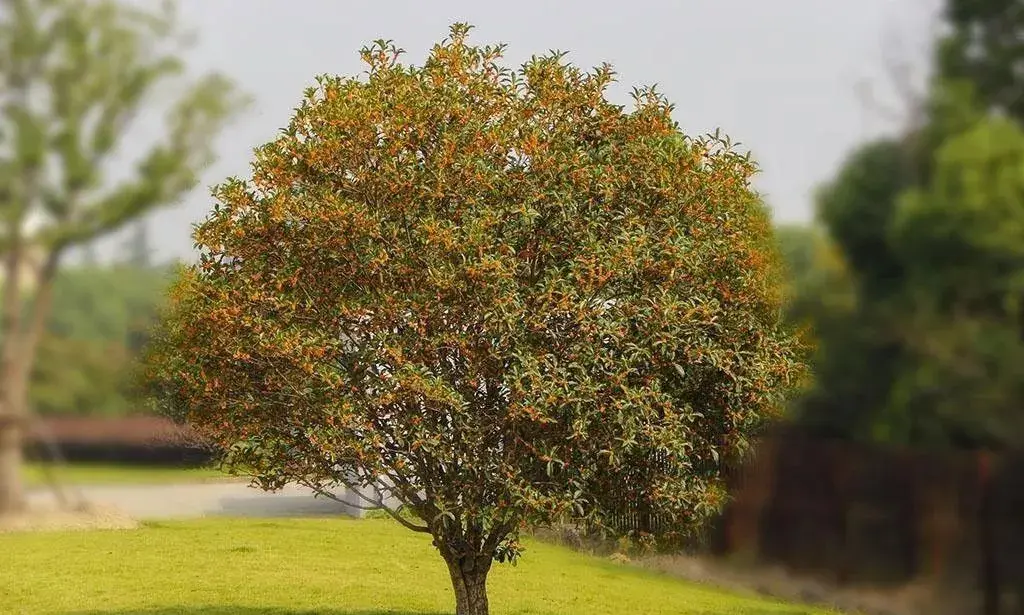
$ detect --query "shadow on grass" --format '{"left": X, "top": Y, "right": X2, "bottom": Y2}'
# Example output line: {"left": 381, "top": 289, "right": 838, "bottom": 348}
{"left": 65, "top": 609, "right": 446, "bottom": 615}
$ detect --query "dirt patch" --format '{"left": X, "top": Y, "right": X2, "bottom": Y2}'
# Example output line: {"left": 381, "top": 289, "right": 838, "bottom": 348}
{"left": 0, "top": 502, "right": 139, "bottom": 533}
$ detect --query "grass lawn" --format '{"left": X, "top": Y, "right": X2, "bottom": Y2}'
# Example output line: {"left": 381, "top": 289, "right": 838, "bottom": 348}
{"left": 22, "top": 462, "right": 235, "bottom": 487}
{"left": 1, "top": 517, "right": 840, "bottom": 615}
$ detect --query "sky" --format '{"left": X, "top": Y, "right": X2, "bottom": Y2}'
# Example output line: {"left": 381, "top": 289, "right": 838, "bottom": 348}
{"left": 102, "top": 0, "right": 942, "bottom": 262}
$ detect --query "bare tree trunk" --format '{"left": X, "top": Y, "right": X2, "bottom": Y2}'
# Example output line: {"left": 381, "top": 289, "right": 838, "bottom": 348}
{"left": 0, "top": 250, "right": 60, "bottom": 515}
{"left": 0, "top": 243, "right": 26, "bottom": 516}
{"left": 0, "top": 413, "right": 25, "bottom": 514}
{"left": 0, "top": 350, "right": 36, "bottom": 515}
{"left": 444, "top": 553, "right": 492, "bottom": 615}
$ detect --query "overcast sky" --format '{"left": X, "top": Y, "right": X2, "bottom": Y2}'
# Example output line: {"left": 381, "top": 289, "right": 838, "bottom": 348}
{"left": 102, "top": 0, "right": 942, "bottom": 262}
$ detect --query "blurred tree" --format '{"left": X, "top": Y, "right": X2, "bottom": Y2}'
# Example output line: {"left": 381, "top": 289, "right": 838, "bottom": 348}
{"left": 815, "top": 139, "right": 913, "bottom": 300}
{"left": 884, "top": 117, "right": 1024, "bottom": 448}
{"left": 0, "top": 0, "right": 247, "bottom": 515}
{"left": 937, "top": 0, "right": 1024, "bottom": 123}
{"left": 774, "top": 225, "right": 873, "bottom": 438}
{"left": 783, "top": 0, "right": 1024, "bottom": 449}
{"left": 31, "top": 264, "right": 172, "bottom": 417}
{"left": 791, "top": 114, "right": 1024, "bottom": 448}
{"left": 775, "top": 225, "right": 855, "bottom": 327}
{"left": 783, "top": 140, "right": 918, "bottom": 443}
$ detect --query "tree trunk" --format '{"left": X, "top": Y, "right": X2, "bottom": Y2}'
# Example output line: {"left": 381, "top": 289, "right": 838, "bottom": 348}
{"left": 0, "top": 243, "right": 26, "bottom": 516}
{"left": 977, "top": 450, "right": 1000, "bottom": 615}
{"left": 0, "top": 250, "right": 60, "bottom": 515}
{"left": 0, "top": 345, "right": 33, "bottom": 515}
{"left": 0, "top": 349, "right": 35, "bottom": 515}
{"left": 445, "top": 554, "right": 492, "bottom": 615}
{"left": 0, "top": 414, "right": 25, "bottom": 514}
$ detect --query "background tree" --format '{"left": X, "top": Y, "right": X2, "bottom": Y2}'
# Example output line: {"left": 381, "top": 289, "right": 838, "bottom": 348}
{"left": 792, "top": 119, "right": 1024, "bottom": 447}
{"left": 0, "top": 0, "right": 247, "bottom": 515}
{"left": 785, "top": 0, "right": 1024, "bottom": 448}
{"left": 815, "top": 139, "right": 912, "bottom": 300}
{"left": 32, "top": 262, "right": 173, "bottom": 417}
{"left": 937, "top": 0, "right": 1024, "bottom": 123}
{"left": 786, "top": 139, "right": 919, "bottom": 443}
{"left": 774, "top": 225, "right": 863, "bottom": 438}
{"left": 883, "top": 116, "right": 1024, "bottom": 448}
{"left": 145, "top": 25, "right": 803, "bottom": 615}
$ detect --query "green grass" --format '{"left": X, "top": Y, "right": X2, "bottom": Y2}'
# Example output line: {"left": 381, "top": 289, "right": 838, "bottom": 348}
{"left": 1, "top": 517, "right": 839, "bottom": 615}
{"left": 22, "top": 462, "right": 235, "bottom": 487}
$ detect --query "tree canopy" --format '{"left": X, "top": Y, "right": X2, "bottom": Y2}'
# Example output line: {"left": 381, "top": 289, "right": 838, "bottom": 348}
{"left": 146, "top": 24, "right": 803, "bottom": 615}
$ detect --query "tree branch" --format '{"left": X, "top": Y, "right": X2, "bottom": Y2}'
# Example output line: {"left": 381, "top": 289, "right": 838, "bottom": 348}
{"left": 300, "top": 476, "right": 430, "bottom": 533}
{"left": 16, "top": 247, "right": 62, "bottom": 377}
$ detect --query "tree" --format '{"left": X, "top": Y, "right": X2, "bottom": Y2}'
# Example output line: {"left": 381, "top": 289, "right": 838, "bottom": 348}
{"left": 773, "top": 225, "right": 865, "bottom": 434}
{"left": 937, "top": 0, "right": 1024, "bottom": 123}
{"left": 0, "top": 0, "right": 247, "bottom": 515}
{"left": 815, "top": 139, "right": 914, "bottom": 300}
{"left": 32, "top": 263, "right": 173, "bottom": 417}
{"left": 784, "top": 0, "right": 1024, "bottom": 450}
{"left": 790, "top": 91, "right": 1024, "bottom": 447}
{"left": 786, "top": 140, "right": 919, "bottom": 443}
{"left": 775, "top": 225, "right": 854, "bottom": 329}
{"left": 883, "top": 116, "right": 1024, "bottom": 448}
{"left": 144, "top": 25, "right": 803, "bottom": 615}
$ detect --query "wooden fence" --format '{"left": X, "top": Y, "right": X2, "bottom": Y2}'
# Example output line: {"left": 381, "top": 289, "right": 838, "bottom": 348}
{"left": 606, "top": 429, "right": 1024, "bottom": 615}
{"left": 25, "top": 416, "right": 214, "bottom": 466}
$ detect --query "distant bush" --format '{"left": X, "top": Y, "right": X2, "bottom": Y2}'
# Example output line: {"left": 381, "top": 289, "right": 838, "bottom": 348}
{"left": 30, "top": 264, "right": 173, "bottom": 417}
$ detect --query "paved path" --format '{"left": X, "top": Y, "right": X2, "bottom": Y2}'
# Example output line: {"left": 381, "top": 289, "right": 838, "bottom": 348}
{"left": 27, "top": 482, "right": 364, "bottom": 520}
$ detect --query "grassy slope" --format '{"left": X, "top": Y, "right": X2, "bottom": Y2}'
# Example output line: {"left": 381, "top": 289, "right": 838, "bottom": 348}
{"left": 22, "top": 462, "right": 234, "bottom": 487}
{"left": 1, "top": 518, "right": 837, "bottom": 615}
